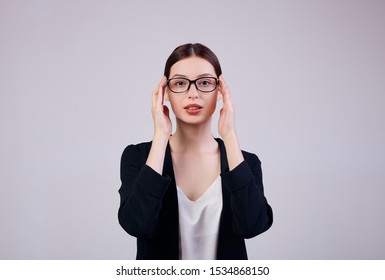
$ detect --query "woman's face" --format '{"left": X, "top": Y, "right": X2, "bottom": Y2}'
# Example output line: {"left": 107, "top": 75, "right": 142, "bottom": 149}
{"left": 165, "top": 56, "right": 220, "bottom": 125}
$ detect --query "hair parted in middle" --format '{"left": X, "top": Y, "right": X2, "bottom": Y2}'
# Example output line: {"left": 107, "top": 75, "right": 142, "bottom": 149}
{"left": 164, "top": 43, "right": 222, "bottom": 79}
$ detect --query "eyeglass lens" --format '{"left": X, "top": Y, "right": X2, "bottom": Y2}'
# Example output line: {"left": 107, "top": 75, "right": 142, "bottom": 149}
{"left": 168, "top": 77, "right": 218, "bottom": 93}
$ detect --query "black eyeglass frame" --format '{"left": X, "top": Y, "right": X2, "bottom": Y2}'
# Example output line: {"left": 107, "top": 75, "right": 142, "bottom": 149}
{"left": 166, "top": 77, "right": 219, "bottom": 94}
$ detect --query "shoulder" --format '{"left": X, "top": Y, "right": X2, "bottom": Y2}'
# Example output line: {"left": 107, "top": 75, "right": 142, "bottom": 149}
{"left": 215, "top": 137, "right": 261, "bottom": 165}
{"left": 241, "top": 150, "right": 261, "bottom": 165}
{"left": 123, "top": 141, "right": 152, "bottom": 154}
{"left": 121, "top": 141, "right": 153, "bottom": 165}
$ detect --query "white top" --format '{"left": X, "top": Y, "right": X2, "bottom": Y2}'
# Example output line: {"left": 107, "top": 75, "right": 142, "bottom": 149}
{"left": 176, "top": 176, "right": 223, "bottom": 260}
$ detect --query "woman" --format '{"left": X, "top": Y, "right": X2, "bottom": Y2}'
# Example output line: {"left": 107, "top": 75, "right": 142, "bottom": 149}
{"left": 118, "top": 43, "right": 273, "bottom": 260}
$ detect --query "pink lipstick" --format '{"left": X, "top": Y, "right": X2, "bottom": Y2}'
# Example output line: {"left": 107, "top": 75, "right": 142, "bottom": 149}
{"left": 184, "top": 103, "right": 203, "bottom": 115}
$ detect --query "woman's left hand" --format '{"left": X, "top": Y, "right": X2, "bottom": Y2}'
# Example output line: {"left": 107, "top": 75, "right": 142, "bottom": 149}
{"left": 218, "top": 75, "right": 237, "bottom": 140}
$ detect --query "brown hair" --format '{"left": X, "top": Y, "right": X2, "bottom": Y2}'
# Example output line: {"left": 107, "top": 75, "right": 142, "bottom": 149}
{"left": 164, "top": 43, "right": 222, "bottom": 78}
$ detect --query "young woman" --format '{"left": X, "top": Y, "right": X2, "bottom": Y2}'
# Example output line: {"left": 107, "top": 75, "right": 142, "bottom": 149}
{"left": 118, "top": 43, "right": 273, "bottom": 260}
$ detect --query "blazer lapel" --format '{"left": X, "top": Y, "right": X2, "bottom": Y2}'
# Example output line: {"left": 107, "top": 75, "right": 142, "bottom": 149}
{"left": 215, "top": 138, "right": 229, "bottom": 173}
{"left": 163, "top": 141, "right": 175, "bottom": 181}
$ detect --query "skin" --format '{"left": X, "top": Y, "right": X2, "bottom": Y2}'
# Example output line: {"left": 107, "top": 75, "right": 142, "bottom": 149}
{"left": 146, "top": 56, "right": 244, "bottom": 201}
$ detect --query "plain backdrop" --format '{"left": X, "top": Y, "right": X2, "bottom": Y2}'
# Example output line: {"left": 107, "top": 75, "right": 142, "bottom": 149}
{"left": 1, "top": 0, "right": 384, "bottom": 259}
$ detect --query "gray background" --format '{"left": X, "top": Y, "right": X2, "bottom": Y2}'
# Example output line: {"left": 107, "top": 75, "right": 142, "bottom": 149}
{"left": 1, "top": 0, "right": 384, "bottom": 259}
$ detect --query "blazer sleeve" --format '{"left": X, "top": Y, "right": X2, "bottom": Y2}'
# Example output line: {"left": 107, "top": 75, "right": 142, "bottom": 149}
{"left": 118, "top": 144, "right": 171, "bottom": 238}
{"left": 221, "top": 152, "right": 273, "bottom": 238}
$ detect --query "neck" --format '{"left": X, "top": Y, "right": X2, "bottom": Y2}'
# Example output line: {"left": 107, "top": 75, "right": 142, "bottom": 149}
{"left": 170, "top": 119, "right": 218, "bottom": 153}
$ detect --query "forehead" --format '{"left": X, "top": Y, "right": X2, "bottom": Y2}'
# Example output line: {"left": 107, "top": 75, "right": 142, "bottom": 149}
{"left": 169, "top": 56, "right": 216, "bottom": 78}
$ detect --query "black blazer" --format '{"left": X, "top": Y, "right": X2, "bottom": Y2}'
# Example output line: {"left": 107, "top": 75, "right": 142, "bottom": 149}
{"left": 118, "top": 138, "right": 273, "bottom": 259}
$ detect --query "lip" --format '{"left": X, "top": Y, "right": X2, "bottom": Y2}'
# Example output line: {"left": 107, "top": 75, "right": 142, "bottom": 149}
{"left": 184, "top": 103, "right": 203, "bottom": 115}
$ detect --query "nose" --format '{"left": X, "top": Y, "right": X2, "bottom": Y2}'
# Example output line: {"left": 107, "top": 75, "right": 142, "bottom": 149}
{"left": 187, "top": 82, "right": 199, "bottom": 99}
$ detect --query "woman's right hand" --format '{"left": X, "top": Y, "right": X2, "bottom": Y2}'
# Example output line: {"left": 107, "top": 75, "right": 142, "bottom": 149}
{"left": 151, "top": 76, "right": 172, "bottom": 139}
{"left": 146, "top": 77, "right": 171, "bottom": 174}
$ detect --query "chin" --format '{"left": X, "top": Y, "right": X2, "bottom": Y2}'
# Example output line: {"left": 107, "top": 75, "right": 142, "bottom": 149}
{"left": 176, "top": 115, "right": 212, "bottom": 126}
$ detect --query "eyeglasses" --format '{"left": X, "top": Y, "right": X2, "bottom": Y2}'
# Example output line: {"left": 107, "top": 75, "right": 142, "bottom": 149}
{"left": 167, "top": 77, "right": 219, "bottom": 94}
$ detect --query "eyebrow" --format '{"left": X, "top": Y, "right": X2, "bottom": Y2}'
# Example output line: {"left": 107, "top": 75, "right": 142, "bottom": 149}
{"left": 171, "top": 73, "right": 215, "bottom": 79}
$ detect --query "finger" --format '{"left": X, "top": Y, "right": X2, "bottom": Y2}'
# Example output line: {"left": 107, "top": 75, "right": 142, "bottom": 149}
{"left": 152, "top": 87, "right": 158, "bottom": 109}
{"left": 158, "top": 76, "right": 167, "bottom": 89}
{"left": 219, "top": 75, "right": 228, "bottom": 96}
{"left": 219, "top": 75, "right": 232, "bottom": 106}
{"left": 156, "top": 84, "right": 163, "bottom": 106}
{"left": 159, "top": 76, "right": 167, "bottom": 95}
{"left": 156, "top": 76, "right": 167, "bottom": 106}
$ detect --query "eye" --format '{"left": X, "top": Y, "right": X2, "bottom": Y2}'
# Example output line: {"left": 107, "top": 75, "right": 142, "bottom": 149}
{"left": 172, "top": 79, "right": 187, "bottom": 87}
{"left": 198, "top": 78, "right": 213, "bottom": 87}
